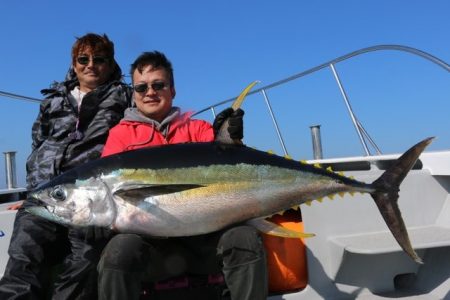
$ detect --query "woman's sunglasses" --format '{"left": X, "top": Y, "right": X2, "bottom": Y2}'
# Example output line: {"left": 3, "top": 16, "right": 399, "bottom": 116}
{"left": 133, "top": 82, "right": 169, "bottom": 93}
{"left": 76, "top": 56, "right": 109, "bottom": 65}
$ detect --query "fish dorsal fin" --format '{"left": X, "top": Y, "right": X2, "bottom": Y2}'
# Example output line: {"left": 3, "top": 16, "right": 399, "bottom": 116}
{"left": 115, "top": 184, "right": 203, "bottom": 204}
{"left": 246, "top": 218, "right": 315, "bottom": 238}
{"left": 215, "top": 81, "right": 259, "bottom": 145}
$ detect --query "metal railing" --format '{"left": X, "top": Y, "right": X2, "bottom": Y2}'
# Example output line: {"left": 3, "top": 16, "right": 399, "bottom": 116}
{"left": 2, "top": 45, "right": 449, "bottom": 157}
{"left": 0, "top": 90, "right": 41, "bottom": 103}
{"left": 194, "top": 45, "right": 450, "bottom": 157}
{"left": 0, "top": 151, "right": 26, "bottom": 200}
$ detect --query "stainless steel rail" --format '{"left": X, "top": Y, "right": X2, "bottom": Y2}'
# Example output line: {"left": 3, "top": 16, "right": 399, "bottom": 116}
{"left": 194, "top": 45, "right": 450, "bottom": 156}
{"left": 0, "top": 90, "right": 41, "bottom": 103}
{"left": 1, "top": 45, "right": 449, "bottom": 156}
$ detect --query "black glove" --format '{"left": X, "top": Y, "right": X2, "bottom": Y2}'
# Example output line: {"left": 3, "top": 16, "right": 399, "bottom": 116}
{"left": 213, "top": 108, "right": 245, "bottom": 140}
{"left": 84, "top": 226, "right": 115, "bottom": 247}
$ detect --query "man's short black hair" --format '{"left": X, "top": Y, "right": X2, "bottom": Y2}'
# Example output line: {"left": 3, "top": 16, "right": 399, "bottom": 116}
{"left": 130, "top": 51, "right": 174, "bottom": 86}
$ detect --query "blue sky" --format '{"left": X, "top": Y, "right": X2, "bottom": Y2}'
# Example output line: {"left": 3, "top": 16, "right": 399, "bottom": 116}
{"left": 0, "top": 1, "right": 449, "bottom": 188}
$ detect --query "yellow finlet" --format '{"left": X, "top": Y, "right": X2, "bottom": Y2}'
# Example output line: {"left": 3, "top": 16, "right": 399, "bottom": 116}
{"left": 305, "top": 200, "right": 312, "bottom": 206}
{"left": 284, "top": 155, "right": 293, "bottom": 160}
{"left": 326, "top": 166, "right": 333, "bottom": 172}
{"left": 314, "top": 163, "right": 322, "bottom": 168}
{"left": 328, "top": 194, "right": 335, "bottom": 200}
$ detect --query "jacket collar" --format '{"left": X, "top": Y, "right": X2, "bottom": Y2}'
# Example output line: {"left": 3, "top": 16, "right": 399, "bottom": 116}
{"left": 121, "top": 107, "right": 193, "bottom": 136}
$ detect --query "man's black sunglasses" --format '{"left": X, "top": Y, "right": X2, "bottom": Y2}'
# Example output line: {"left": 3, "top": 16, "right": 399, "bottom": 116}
{"left": 76, "top": 56, "right": 109, "bottom": 65}
{"left": 133, "top": 82, "right": 169, "bottom": 93}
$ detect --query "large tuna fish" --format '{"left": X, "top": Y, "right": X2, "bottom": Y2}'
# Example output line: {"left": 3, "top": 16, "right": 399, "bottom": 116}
{"left": 27, "top": 82, "right": 432, "bottom": 264}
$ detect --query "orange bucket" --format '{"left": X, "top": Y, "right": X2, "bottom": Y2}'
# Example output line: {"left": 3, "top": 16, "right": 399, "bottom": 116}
{"left": 262, "top": 209, "right": 308, "bottom": 293}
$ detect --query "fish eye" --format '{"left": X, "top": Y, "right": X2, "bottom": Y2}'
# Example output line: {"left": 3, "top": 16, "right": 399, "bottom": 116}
{"left": 50, "top": 186, "right": 67, "bottom": 201}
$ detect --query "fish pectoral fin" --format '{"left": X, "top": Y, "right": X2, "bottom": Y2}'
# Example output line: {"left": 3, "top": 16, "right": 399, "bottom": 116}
{"left": 246, "top": 218, "right": 315, "bottom": 238}
{"left": 115, "top": 184, "right": 204, "bottom": 203}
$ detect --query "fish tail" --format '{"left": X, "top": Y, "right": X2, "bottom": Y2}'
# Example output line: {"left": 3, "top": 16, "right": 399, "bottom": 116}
{"left": 370, "top": 137, "right": 434, "bottom": 264}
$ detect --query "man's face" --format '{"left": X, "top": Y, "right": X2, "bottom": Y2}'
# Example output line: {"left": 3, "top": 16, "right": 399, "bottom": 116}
{"left": 132, "top": 65, "right": 176, "bottom": 122}
{"left": 73, "top": 47, "right": 113, "bottom": 92}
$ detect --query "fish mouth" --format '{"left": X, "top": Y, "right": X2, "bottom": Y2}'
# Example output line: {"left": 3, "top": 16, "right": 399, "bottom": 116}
{"left": 25, "top": 191, "right": 71, "bottom": 226}
{"left": 26, "top": 205, "right": 70, "bottom": 225}
{"left": 46, "top": 205, "right": 56, "bottom": 214}
{"left": 28, "top": 192, "right": 54, "bottom": 207}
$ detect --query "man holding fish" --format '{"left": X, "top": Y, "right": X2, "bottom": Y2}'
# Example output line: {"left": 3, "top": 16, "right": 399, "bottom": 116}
{"left": 97, "top": 51, "right": 268, "bottom": 300}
